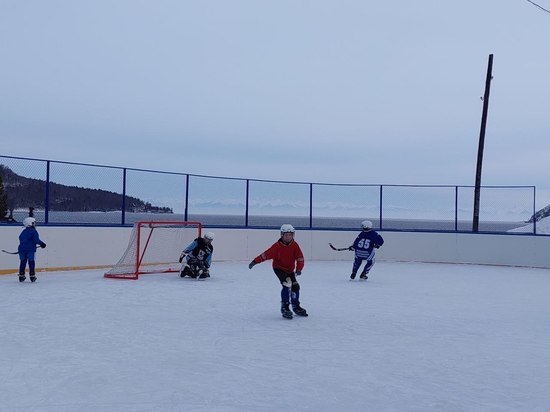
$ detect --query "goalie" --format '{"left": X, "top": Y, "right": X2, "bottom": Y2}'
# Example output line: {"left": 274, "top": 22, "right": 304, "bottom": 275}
{"left": 179, "top": 232, "right": 215, "bottom": 279}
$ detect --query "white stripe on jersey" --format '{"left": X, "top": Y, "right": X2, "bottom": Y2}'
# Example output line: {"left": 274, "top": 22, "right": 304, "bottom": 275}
{"left": 356, "top": 249, "right": 375, "bottom": 260}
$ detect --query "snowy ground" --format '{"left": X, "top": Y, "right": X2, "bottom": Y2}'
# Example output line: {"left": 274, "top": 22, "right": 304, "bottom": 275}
{"left": 1, "top": 260, "right": 549, "bottom": 412}
{"left": 509, "top": 215, "right": 550, "bottom": 234}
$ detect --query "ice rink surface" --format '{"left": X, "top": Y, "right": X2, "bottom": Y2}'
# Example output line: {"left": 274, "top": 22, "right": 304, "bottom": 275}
{"left": 1, "top": 260, "right": 549, "bottom": 412}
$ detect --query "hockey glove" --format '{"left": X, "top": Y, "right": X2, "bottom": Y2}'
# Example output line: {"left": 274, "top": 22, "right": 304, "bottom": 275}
{"left": 179, "top": 252, "right": 186, "bottom": 263}
{"left": 348, "top": 246, "right": 354, "bottom": 251}
{"left": 373, "top": 244, "right": 380, "bottom": 249}
{"left": 248, "top": 261, "right": 256, "bottom": 269}
{"left": 40, "top": 242, "right": 46, "bottom": 248}
{"left": 295, "top": 271, "right": 302, "bottom": 276}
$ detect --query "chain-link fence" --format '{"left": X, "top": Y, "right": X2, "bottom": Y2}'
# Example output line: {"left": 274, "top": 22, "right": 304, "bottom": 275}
{"left": 0, "top": 155, "right": 538, "bottom": 234}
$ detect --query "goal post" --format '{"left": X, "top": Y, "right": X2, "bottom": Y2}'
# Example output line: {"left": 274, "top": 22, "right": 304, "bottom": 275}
{"left": 104, "top": 221, "right": 202, "bottom": 280}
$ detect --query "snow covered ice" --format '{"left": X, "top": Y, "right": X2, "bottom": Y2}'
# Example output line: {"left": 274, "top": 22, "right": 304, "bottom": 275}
{"left": 1, "top": 260, "right": 549, "bottom": 411}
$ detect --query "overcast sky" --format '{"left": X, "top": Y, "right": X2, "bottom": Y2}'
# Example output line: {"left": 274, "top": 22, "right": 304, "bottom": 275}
{"left": 1, "top": 1, "right": 549, "bottom": 206}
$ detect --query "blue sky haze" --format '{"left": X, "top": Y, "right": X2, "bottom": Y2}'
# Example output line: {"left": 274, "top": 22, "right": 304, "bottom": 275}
{"left": 1, "top": 1, "right": 549, "bottom": 206}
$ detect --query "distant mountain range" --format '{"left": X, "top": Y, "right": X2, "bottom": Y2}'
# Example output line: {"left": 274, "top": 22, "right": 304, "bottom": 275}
{"left": 0, "top": 165, "right": 172, "bottom": 216}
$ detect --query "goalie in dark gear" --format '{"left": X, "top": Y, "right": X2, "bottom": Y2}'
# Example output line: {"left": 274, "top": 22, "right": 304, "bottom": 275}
{"left": 179, "top": 232, "right": 214, "bottom": 279}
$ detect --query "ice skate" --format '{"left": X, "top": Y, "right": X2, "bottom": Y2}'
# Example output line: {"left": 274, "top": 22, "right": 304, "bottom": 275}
{"left": 281, "top": 303, "right": 293, "bottom": 319}
{"left": 292, "top": 303, "right": 308, "bottom": 317}
{"left": 180, "top": 266, "right": 192, "bottom": 278}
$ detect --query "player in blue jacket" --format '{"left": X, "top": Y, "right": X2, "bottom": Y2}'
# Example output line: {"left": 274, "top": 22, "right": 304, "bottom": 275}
{"left": 349, "top": 220, "right": 384, "bottom": 280}
{"left": 179, "top": 232, "right": 214, "bottom": 279}
{"left": 18, "top": 217, "right": 46, "bottom": 282}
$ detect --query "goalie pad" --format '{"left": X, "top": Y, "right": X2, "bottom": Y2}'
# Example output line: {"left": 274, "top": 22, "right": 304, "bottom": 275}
{"left": 185, "top": 257, "right": 207, "bottom": 278}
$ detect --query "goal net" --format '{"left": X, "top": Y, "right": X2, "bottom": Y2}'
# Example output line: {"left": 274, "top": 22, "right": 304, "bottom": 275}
{"left": 104, "top": 221, "right": 202, "bottom": 280}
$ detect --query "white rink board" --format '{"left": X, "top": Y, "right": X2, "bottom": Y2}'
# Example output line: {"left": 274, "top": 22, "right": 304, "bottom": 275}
{"left": 2, "top": 226, "right": 550, "bottom": 272}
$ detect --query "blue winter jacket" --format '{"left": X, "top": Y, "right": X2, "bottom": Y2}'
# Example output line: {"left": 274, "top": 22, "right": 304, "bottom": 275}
{"left": 18, "top": 227, "right": 44, "bottom": 253}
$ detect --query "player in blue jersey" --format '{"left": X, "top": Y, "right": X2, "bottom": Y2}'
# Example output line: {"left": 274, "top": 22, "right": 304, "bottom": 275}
{"left": 18, "top": 217, "right": 46, "bottom": 282}
{"left": 349, "top": 220, "right": 384, "bottom": 280}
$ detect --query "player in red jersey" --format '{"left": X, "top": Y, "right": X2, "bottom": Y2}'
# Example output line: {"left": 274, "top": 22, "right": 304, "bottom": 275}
{"left": 248, "top": 224, "right": 308, "bottom": 319}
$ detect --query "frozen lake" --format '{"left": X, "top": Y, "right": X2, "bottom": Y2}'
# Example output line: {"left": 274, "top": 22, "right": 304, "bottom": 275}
{"left": 2, "top": 211, "right": 531, "bottom": 233}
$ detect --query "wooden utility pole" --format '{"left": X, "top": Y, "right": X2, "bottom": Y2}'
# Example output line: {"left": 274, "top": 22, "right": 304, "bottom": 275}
{"left": 473, "top": 54, "right": 494, "bottom": 232}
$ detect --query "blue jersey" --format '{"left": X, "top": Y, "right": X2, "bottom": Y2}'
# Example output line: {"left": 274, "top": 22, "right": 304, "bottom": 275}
{"left": 18, "top": 227, "right": 44, "bottom": 253}
{"left": 351, "top": 230, "right": 384, "bottom": 259}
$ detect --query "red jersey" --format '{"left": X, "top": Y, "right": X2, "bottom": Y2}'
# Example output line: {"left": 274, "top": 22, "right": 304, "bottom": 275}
{"left": 253, "top": 239, "right": 305, "bottom": 273}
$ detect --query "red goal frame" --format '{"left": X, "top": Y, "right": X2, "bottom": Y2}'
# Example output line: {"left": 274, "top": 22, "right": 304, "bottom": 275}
{"left": 104, "top": 221, "right": 202, "bottom": 280}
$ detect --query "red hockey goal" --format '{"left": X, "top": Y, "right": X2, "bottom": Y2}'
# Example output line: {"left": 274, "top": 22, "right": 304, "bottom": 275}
{"left": 104, "top": 221, "right": 202, "bottom": 280}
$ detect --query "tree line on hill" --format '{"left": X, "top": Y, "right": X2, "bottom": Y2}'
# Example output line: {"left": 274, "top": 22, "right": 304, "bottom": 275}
{"left": 0, "top": 165, "right": 172, "bottom": 222}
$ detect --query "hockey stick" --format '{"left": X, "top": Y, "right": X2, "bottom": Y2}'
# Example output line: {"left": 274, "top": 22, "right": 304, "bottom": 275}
{"left": 196, "top": 259, "right": 212, "bottom": 281}
{"left": 329, "top": 243, "right": 350, "bottom": 251}
{"left": 2, "top": 245, "right": 44, "bottom": 255}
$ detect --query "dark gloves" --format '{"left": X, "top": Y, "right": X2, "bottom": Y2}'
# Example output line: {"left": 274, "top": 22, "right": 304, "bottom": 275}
{"left": 295, "top": 271, "right": 302, "bottom": 276}
{"left": 40, "top": 242, "right": 46, "bottom": 248}
{"left": 348, "top": 246, "right": 354, "bottom": 251}
{"left": 248, "top": 261, "right": 256, "bottom": 269}
{"left": 374, "top": 244, "right": 380, "bottom": 249}
{"left": 178, "top": 252, "right": 186, "bottom": 263}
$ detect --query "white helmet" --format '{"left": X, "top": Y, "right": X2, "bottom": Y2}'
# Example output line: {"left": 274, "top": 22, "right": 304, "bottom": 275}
{"left": 23, "top": 217, "right": 36, "bottom": 228}
{"left": 280, "top": 224, "right": 295, "bottom": 234}
{"left": 361, "top": 220, "right": 373, "bottom": 230}
{"left": 203, "top": 232, "right": 215, "bottom": 241}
